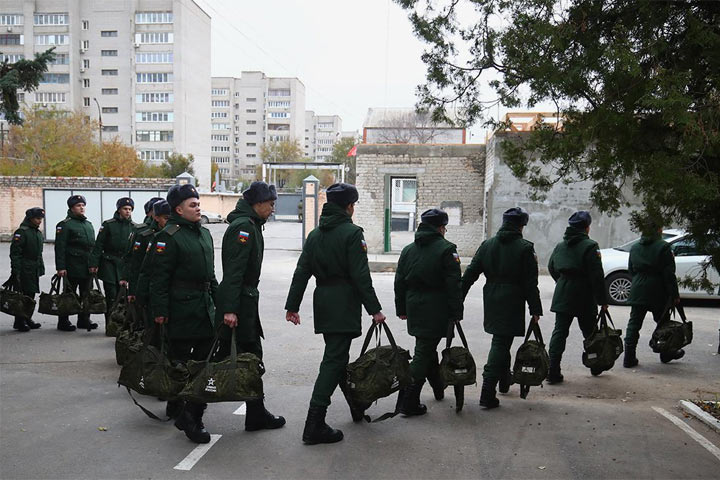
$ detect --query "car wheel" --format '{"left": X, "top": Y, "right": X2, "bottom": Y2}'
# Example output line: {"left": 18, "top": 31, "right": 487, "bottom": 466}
{"left": 606, "top": 272, "right": 632, "bottom": 305}
{"left": 200, "top": 215, "right": 209, "bottom": 225}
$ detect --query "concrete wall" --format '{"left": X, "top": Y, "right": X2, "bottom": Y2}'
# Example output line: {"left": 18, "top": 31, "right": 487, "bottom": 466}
{"left": 485, "top": 133, "right": 640, "bottom": 265}
{"left": 354, "top": 144, "right": 486, "bottom": 256}
{"left": 198, "top": 192, "right": 241, "bottom": 219}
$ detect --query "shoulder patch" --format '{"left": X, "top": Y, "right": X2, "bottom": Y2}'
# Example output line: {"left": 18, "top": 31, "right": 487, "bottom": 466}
{"left": 98, "top": 225, "right": 104, "bottom": 232}
{"left": 237, "top": 230, "right": 250, "bottom": 244}
{"left": 595, "top": 249, "right": 602, "bottom": 259}
{"left": 165, "top": 224, "right": 181, "bottom": 236}
{"left": 452, "top": 252, "right": 461, "bottom": 264}
{"left": 360, "top": 239, "right": 367, "bottom": 252}
{"left": 56, "top": 225, "right": 64, "bottom": 234}
{"left": 155, "top": 241, "right": 167, "bottom": 253}
{"left": 139, "top": 228, "right": 154, "bottom": 237}
{"left": 13, "top": 232, "right": 22, "bottom": 241}
{"left": 19, "top": 225, "right": 30, "bottom": 231}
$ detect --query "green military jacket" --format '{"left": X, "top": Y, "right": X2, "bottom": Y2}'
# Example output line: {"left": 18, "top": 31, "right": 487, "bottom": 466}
{"left": 394, "top": 223, "right": 463, "bottom": 338}
{"left": 548, "top": 226, "right": 606, "bottom": 314}
{"left": 285, "top": 202, "right": 382, "bottom": 338}
{"left": 123, "top": 219, "right": 159, "bottom": 297}
{"left": 628, "top": 234, "right": 679, "bottom": 309}
{"left": 216, "top": 199, "right": 266, "bottom": 341}
{"left": 462, "top": 224, "right": 543, "bottom": 336}
{"left": 54, "top": 210, "right": 95, "bottom": 280}
{"left": 89, "top": 212, "right": 134, "bottom": 284}
{"left": 150, "top": 214, "right": 218, "bottom": 340}
{"left": 10, "top": 219, "right": 45, "bottom": 294}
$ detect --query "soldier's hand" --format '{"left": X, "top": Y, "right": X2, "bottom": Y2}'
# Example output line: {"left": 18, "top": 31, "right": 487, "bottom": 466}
{"left": 224, "top": 313, "right": 238, "bottom": 328}
{"left": 286, "top": 311, "right": 300, "bottom": 325}
{"left": 154, "top": 316, "right": 167, "bottom": 324}
{"left": 399, "top": 315, "right": 408, "bottom": 320}
{"left": 119, "top": 280, "right": 129, "bottom": 288}
{"left": 531, "top": 315, "right": 540, "bottom": 324}
{"left": 372, "top": 311, "right": 386, "bottom": 324}
{"left": 57, "top": 270, "right": 67, "bottom": 277}
{"left": 127, "top": 295, "right": 136, "bottom": 303}
{"left": 89, "top": 267, "right": 98, "bottom": 274}
{"left": 674, "top": 297, "right": 681, "bottom": 306}
{"left": 601, "top": 304, "right": 609, "bottom": 311}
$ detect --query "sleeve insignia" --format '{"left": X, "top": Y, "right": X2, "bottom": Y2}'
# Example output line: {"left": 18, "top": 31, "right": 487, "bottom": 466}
{"left": 56, "top": 226, "right": 63, "bottom": 233}
{"left": 533, "top": 252, "right": 539, "bottom": 264}
{"left": 156, "top": 241, "right": 166, "bottom": 253}
{"left": 452, "top": 252, "right": 461, "bottom": 264}
{"left": 99, "top": 226, "right": 104, "bottom": 232}
{"left": 596, "top": 250, "right": 602, "bottom": 259}
{"left": 146, "top": 243, "right": 152, "bottom": 253}
{"left": 13, "top": 233, "right": 22, "bottom": 241}
{"left": 237, "top": 231, "right": 250, "bottom": 244}
{"left": 133, "top": 241, "right": 142, "bottom": 251}
{"left": 360, "top": 239, "right": 368, "bottom": 252}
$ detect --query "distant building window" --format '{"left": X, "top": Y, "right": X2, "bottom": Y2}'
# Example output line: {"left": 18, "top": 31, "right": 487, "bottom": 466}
{"left": 211, "top": 100, "right": 230, "bottom": 107}
{"left": 269, "top": 112, "right": 289, "bottom": 118}
{"left": 136, "top": 130, "right": 173, "bottom": 142}
{"left": 211, "top": 156, "right": 230, "bottom": 163}
{"left": 139, "top": 150, "right": 170, "bottom": 161}
{"left": 101, "top": 69, "right": 118, "bottom": 76}
{"left": 0, "top": 15, "right": 23, "bottom": 26}
{"left": 246, "top": 143, "right": 256, "bottom": 147}
{"left": 0, "top": 54, "right": 24, "bottom": 63}
{"left": 246, "top": 97, "right": 256, "bottom": 102}
{"left": 0, "top": 34, "right": 23, "bottom": 45}
{"left": 136, "top": 72, "right": 173, "bottom": 83}
{"left": 50, "top": 53, "right": 70, "bottom": 65}
{"left": 212, "top": 146, "right": 230, "bottom": 152}
{"left": 246, "top": 154, "right": 257, "bottom": 158}
{"left": 211, "top": 112, "right": 228, "bottom": 119}
{"left": 102, "top": 107, "right": 118, "bottom": 113}
{"left": 101, "top": 50, "right": 118, "bottom": 56}
{"left": 211, "top": 134, "right": 229, "bottom": 141}
{"left": 268, "top": 101, "right": 290, "bottom": 108}
{"left": 212, "top": 123, "right": 231, "bottom": 130}
{"left": 41, "top": 73, "right": 70, "bottom": 84}
{"left": 83, "top": 97, "right": 90, "bottom": 107}
{"left": 136, "top": 93, "right": 173, "bottom": 103}
{"left": 82, "top": 40, "right": 90, "bottom": 50}
{"left": 135, "top": 32, "right": 173, "bottom": 44}
{"left": 268, "top": 89, "right": 291, "bottom": 97}
{"left": 82, "top": 78, "right": 90, "bottom": 88}
{"left": 246, "top": 131, "right": 257, "bottom": 136}
{"left": 212, "top": 88, "right": 229, "bottom": 96}
{"left": 136, "top": 111, "right": 174, "bottom": 122}
{"left": 136, "top": 52, "right": 173, "bottom": 63}
{"left": 246, "top": 108, "right": 256, "bottom": 113}
{"left": 135, "top": 12, "right": 173, "bottom": 24}
{"left": 83, "top": 59, "right": 90, "bottom": 68}
{"left": 35, "top": 92, "right": 66, "bottom": 104}
{"left": 82, "top": 20, "right": 89, "bottom": 30}
{"left": 34, "top": 13, "right": 69, "bottom": 25}
{"left": 247, "top": 120, "right": 257, "bottom": 125}
{"left": 103, "top": 125, "right": 119, "bottom": 132}
{"left": 102, "top": 88, "right": 118, "bottom": 95}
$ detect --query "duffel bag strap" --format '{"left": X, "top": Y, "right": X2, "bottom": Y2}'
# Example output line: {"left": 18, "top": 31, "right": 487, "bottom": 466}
{"left": 455, "top": 321, "right": 470, "bottom": 350}
{"left": 124, "top": 387, "right": 172, "bottom": 422}
{"left": 50, "top": 275, "right": 61, "bottom": 295}
{"left": 359, "top": 321, "right": 379, "bottom": 356}
{"left": 602, "top": 309, "right": 617, "bottom": 329}
{"left": 530, "top": 321, "right": 545, "bottom": 346}
{"left": 92, "top": 274, "right": 103, "bottom": 292}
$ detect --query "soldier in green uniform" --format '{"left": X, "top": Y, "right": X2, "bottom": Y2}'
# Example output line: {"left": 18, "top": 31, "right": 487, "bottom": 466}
{"left": 462, "top": 207, "right": 543, "bottom": 409}
{"left": 90, "top": 197, "right": 135, "bottom": 329}
{"left": 285, "top": 183, "right": 386, "bottom": 445}
{"left": 122, "top": 196, "right": 163, "bottom": 296}
{"left": 9, "top": 207, "right": 46, "bottom": 332}
{"left": 546, "top": 211, "right": 608, "bottom": 383}
{"left": 55, "top": 195, "right": 97, "bottom": 332}
{"left": 624, "top": 222, "right": 682, "bottom": 367}
{"left": 394, "top": 208, "right": 463, "bottom": 415}
{"left": 150, "top": 185, "right": 219, "bottom": 444}
{"left": 130, "top": 200, "right": 169, "bottom": 312}
{"left": 216, "top": 181, "right": 286, "bottom": 432}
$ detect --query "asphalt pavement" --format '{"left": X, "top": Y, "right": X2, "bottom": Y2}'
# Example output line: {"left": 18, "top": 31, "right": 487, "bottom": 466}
{"left": 1, "top": 222, "right": 719, "bottom": 479}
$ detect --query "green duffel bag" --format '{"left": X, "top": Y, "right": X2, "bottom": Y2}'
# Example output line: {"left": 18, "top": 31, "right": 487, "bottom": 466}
{"left": 106, "top": 287, "right": 129, "bottom": 337}
{"left": 115, "top": 305, "right": 145, "bottom": 366}
{"left": 179, "top": 328, "right": 264, "bottom": 403}
{"left": 83, "top": 275, "right": 106, "bottom": 314}
{"left": 582, "top": 309, "right": 623, "bottom": 374}
{"left": 38, "top": 275, "right": 61, "bottom": 316}
{"left": 439, "top": 321, "right": 476, "bottom": 413}
{"left": 1, "top": 276, "right": 36, "bottom": 319}
{"left": 346, "top": 322, "right": 412, "bottom": 407}
{"left": 512, "top": 321, "right": 550, "bottom": 399}
{"left": 57, "top": 277, "right": 82, "bottom": 316}
{"left": 650, "top": 304, "right": 693, "bottom": 354}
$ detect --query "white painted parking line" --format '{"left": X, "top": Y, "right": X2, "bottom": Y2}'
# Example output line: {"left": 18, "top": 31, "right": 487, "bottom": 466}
{"left": 653, "top": 407, "right": 720, "bottom": 462}
{"left": 233, "top": 403, "right": 246, "bottom": 416}
{"left": 173, "top": 434, "right": 222, "bottom": 471}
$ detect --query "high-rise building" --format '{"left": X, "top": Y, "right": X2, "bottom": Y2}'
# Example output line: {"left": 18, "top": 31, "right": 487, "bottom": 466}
{"left": 304, "top": 112, "right": 342, "bottom": 162}
{"left": 211, "top": 72, "right": 306, "bottom": 184}
{"left": 1, "top": 0, "right": 212, "bottom": 188}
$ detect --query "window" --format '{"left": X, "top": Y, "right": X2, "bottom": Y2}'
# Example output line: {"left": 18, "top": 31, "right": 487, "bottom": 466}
{"left": 34, "top": 13, "right": 69, "bottom": 25}
{"left": 136, "top": 93, "right": 173, "bottom": 103}
{"left": 82, "top": 20, "right": 89, "bottom": 30}
{"left": 211, "top": 146, "right": 230, "bottom": 152}
{"left": 136, "top": 111, "right": 174, "bottom": 122}
{"left": 139, "top": 150, "right": 171, "bottom": 161}
{"left": 41, "top": 73, "right": 70, "bottom": 84}
{"left": 211, "top": 134, "right": 229, "bottom": 141}
{"left": 246, "top": 97, "right": 256, "bottom": 102}
{"left": 211, "top": 156, "right": 230, "bottom": 163}
{"left": 83, "top": 59, "right": 90, "bottom": 69}
{"left": 102, "top": 88, "right": 118, "bottom": 95}
{"left": 246, "top": 142, "right": 256, "bottom": 147}
{"left": 102, "top": 107, "right": 118, "bottom": 114}
{"left": 136, "top": 130, "right": 174, "bottom": 142}
{"left": 82, "top": 78, "right": 90, "bottom": 88}
{"left": 211, "top": 112, "right": 228, "bottom": 119}
{"left": 0, "top": 54, "right": 24, "bottom": 63}
{"left": 0, "top": 15, "right": 23, "bottom": 26}
{"left": 234, "top": 115, "right": 239, "bottom": 121}
{"left": 135, "top": 32, "right": 173, "bottom": 44}
{"left": 211, "top": 100, "right": 230, "bottom": 107}
{"left": 246, "top": 154, "right": 257, "bottom": 158}
{"left": 83, "top": 97, "right": 90, "bottom": 107}
{"left": 269, "top": 112, "right": 289, "bottom": 118}
{"left": 135, "top": 12, "right": 173, "bottom": 24}
{"left": 247, "top": 120, "right": 257, "bottom": 125}
{"left": 82, "top": 39, "right": 90, "bottom": 50}
{"left": 246, "top": 131, "right": 257, "bottom": 135}
{"left": 136, "top": 72, "right": 172, "bottom": 83}
{"left": 35, "top": 92, "right": 66, "bottom": 104}
{"left": 211, "top": 123, "right": 230, "bottom": 130}
{"left": 268, "top": 101, "right": 290, "bottom": 108}
{"left": 101, "top": 50, "right": 118, "bottom": 56}
{"left": 318, "top": 122, "right": 335, "bottom": 128}
{"left": 50, "top": 53, "right": 70, "bottom": 65}
{"left": 101, "top": 30, "right": 118, "bottom": 37}
{"left": 212, "top": 88, "right": 229, "bottom": 96}
{"left": 101, "top": 69, "right": 118, "bottom": 76}
{"left": 136, "top": 52, "right": 173, "bottom": 63}
{"left": 0, "top": 34, "right": 23, "bottom": 45}
{"left": 103, "top": 125, "right": 119, "bottom": 132}
{"left": 268, "top": 89, "right": 291, "bottom": 97}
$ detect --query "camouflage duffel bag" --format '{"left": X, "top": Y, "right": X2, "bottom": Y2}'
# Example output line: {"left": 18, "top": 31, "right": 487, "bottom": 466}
{"left": 440, "top": 320, "right": 476, "bottom": 413}
{"left": 115, "top": 326, "right": 144, "bottom": 366}
{"left": 106, "top": 287, "right": 129, "bottom": 337}
{"left": 180, "top": 328, "right": 264, "bottom": 403}
{"left": 57, "top": 277, "right": 82, "bottom": 316}
{"left": 346, "top": 322, "right": 412, "bottom": 406}
{"left": 582, "top": 309, "right": 623, "bottom": 373}
{"left": 512, "top": 321, "right": 549, "bottom": 399}
{"left": 650, "top": 305, "right": 692, "bottom": 354}
{"left": 38, "top": 275, "right": 61, "bottom": 316}
{"left": 1, "top": 276, "right": 36, "bottom": 319}
{"left": 82, "top": 275, "right": 106, "bottom": 314}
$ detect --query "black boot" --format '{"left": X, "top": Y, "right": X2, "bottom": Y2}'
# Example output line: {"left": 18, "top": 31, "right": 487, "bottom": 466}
{"left": 245, "top": 399, "right": 286, "bottom": 431}
{"left": 660, "top": 349, "right": 685, "bottom": 364}
{"left": 13, "top": 317, "right": 30, "bottom": 332}
{"left": 165, "top": 399, "right": 184, "bottom": 420}
{"left": 623, "top": 343, "right": 638, "bottom": 368}
{"left": 25, "top": 318, "right": 41, "bottom": 329}
{"left": 175, "top": 403, "right": 211, "bottom": 444}
{"left": 547, "top": 356, "right": 564, "bottom": 384}
{"left": 498, "top": 370, "right": 513, "bottom": 393}
{"left": 479, "top": 378, "right": 500, "bottom": 409}
{"left": 57, "top": 317, "right": 76, "bottom": 332}
{"left": 77, "top": 314, "right": 98, "bottom": 331}
{"left": 400, "top": 381, "right": 427, "bottom": 416}
{"left": 302, "top": 405, "right": 343, "bottom": 445}
{"left": 339, "top": 377, "right": 370, "bottom": 423}
{"left": 426, "top": 365, "right": 445, "bottom": 401}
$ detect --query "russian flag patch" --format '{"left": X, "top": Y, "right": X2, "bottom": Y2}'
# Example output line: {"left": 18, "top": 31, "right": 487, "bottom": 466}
{"left": 237, "top": 231, "right": 250, "bottom": 244}
{"left": 360, "top": 239, "right": 367, "bottom": 252}
{"left": 453, "top": 253, "right": 461, "bottom": 264}
{"left": 156, "top": 241, "right": 166, "bottom": 253}
{"left": 133, "top": 241, "right": 142, "bottom": 251}
{"left": 13, "top": 233, "right": 21, "bottom": 241}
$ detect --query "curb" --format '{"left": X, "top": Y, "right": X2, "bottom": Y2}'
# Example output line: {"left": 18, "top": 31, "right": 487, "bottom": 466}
{"left": 679, "top": 400, "right": 720, "bottom": 433}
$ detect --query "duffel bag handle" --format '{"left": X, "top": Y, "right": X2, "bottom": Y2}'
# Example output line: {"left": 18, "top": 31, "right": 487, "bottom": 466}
{"left": 2, "top": 274, "right": 19, "bottom": 291}
{"left": 49, "top": 274, "right": 61, "bottom": 295}
{"left": 445, "top": 320, "right": 469, "bottom": 350}
{"left": 92, "top": 274, "right": 103, "bottom": 292}
{"left": 660, "top": 298, "right": 687, "bottom": 325}
{"left": 359, "top": 321, "right": 400, "bottom": 357}
{"left": 523, "top": 320, "right": 545, "bottom": 346}
{"left": 597, "top": 308, "right": 616, "bottom": 330}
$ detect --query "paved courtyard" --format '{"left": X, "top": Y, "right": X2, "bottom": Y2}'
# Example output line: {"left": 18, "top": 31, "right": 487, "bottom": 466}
{"left": 1, "top": 222, "right": 719, "bottom": 479}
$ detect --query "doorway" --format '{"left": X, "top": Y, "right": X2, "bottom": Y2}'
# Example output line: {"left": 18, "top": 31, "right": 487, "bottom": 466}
{"left": 387, "top": 176, "right": 417, "bottom": 252}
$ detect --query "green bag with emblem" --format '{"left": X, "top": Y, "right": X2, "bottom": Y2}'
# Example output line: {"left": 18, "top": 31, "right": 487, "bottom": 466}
{"left": 582, "top": 309, "right": 623, "bottom": 373}
{"left": 439, "top": 321, "right": 476, "bottom": 413}
{"left": 1, "top": 276, "right": 36, "bottom": 318}
{"left": 57, "top": 277, "right": 82, "bottom": 316}
{"left": 83, "top": 275, "right": 106, "bottom": 314}
{"left": 345, "top": 322, "right": 412, "bottom": 406}
{"left": 38, "top": 275, "right": 61, "bottom": 316}
{"left": 650, "top": 304, "right": 692, "bottom": 353}
{"left": 512, "top": 321, "right": 550, "bottom": 399}
{"left": 106, "top": 286, "right": 129, "bottom": 337}
{"left": 179, "top": 327, "right": 264, "bottom": 403}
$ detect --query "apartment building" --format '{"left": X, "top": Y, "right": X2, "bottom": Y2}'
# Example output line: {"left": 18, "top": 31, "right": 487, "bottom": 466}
{"left": 0, "top": 0, "right": 211, "bottom": 188}
{"left": 210, "top": 72, "right": 306, "bottom": 183}
{"left": 303, "top": 112, "right": 342, "bottom": 162}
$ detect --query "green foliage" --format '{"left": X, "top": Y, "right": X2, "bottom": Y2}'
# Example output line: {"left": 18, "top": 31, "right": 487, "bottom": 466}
{"left": 260, "top": 139, "right": 304, "bottom": 163}
{"left": 331, "top": 137, "right": 357, "bottom": 184}
{"left": 0, "top": 48, "right": 56, "bottom": 124}
{"left": 399, "top": 0, "right": 720, "bottom": 284}
{"left": 161, "top": 152, "right": 195, "bottom": 178}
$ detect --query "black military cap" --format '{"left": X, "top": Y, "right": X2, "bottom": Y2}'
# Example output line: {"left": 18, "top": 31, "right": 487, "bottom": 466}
{"left": 153, "top": 199, "right": 171, "bottom": 216}
{"left": 326, "top": 183, "right": 359, "bottom": 207}
{"left": 116, "top": 197, "right": 134, "bottom": 210}
{"left": 144, "top": 197, "right": 164, "bottom": 214}
{"left": 420, "top": 208, "right": 449, "bottom": 227}
{"left": 502, "top": 207, "right": 529, "bottom": 226}
{"left": 167, "top": 184, "right": 199, "bottom": 210}
{"left": 67, "top": 195, "right": 86, "bottom": 208}
{"left": 568, "top": 210, "right": 592, "bottom": 229}
{"left": 243, "top": 181, "right": 278, "bottom": 205}
{"left": 25, "top": 207, "right": 45, "bottom": 219}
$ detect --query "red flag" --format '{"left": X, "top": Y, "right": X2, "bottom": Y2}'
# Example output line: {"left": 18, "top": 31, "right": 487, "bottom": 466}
{"left": 347, "top": 145, "right": 357, "bottom": 157}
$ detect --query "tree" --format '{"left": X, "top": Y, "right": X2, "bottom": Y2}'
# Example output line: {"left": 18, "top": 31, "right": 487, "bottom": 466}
{"left": 398, "top": 0, "right": 720, "bottom": 288}
{"left": 161, "top": 152, "right": 195, "bottom": 178}
{"left": 331, "top": 137, "right": 358, "bottom": 184}
{"left": 373, "top": 110, "right": 443, "bottom": 144}
{"left": 260, "top": 139, "right": 304, "bottom": 164}
{"left": 0, "top": 48, "right": 55, "bottom": 124}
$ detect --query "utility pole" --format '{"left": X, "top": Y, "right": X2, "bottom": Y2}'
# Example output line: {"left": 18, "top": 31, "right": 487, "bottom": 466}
{"left": 93, "top": 97, "right": 102, "bottom": 144}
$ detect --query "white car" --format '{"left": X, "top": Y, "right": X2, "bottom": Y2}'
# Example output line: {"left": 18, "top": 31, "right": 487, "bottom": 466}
{"left": 601, "top": 229, "right": 720, "bottom": 305}
{"left": 200, "top": 210, "right": 223, "bottom": 224}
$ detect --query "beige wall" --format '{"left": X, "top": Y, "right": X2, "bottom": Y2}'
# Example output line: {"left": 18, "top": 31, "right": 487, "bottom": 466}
{"left": 198, "top": 192, "right": 241, "bottom": 218}
{"left": 4, "top": 187, "right": 44, "bottom": 234}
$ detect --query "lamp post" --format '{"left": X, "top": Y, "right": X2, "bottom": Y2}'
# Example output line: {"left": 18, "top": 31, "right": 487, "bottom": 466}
{"left": 93, "top": 97, "right": 102, "bottom": 143}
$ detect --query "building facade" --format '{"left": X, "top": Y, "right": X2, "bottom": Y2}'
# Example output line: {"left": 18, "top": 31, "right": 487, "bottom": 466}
{"left": 0, "top": 0, "right": 211, "bottom": 188}
{"left": 303, "top": 112, "right": 342, "bottom": 162}
{"left": 362, "top": 107, "right": 466, "bottom": 144}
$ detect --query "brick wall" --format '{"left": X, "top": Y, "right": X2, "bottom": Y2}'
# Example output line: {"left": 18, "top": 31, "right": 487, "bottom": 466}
{"left": 354, "top": 144, "right": 486, "bottom": 256}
